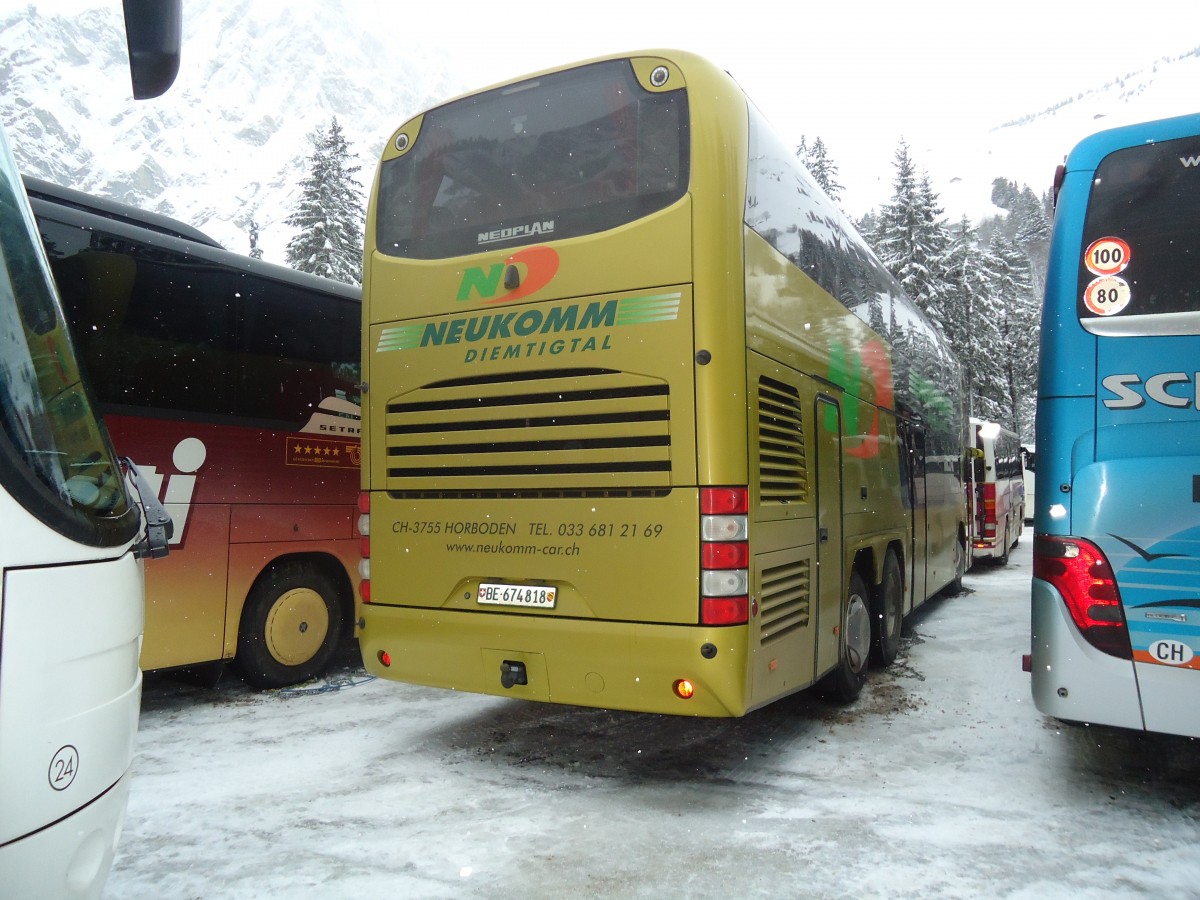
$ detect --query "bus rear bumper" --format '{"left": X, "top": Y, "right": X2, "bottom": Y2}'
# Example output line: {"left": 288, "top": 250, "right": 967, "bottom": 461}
{"left": 1029, "top": 578, "right": 1144, "bottom": 730}
{"left": 0, "top": 771, "right": 130, "bottom": 900}
{"left": 1134, "top": 661, "right": 1200, "bottom": 738}
{"left": 970, "top": 540, "right": 1002, "bottom": 561}
{"left": 360, "top": 604, "right": 751, "bottom": 717}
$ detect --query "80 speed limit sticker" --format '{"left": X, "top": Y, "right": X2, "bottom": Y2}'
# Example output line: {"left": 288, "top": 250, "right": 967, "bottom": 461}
{"left": 1083, "top": 275, "right": 1131, "bottom": 316}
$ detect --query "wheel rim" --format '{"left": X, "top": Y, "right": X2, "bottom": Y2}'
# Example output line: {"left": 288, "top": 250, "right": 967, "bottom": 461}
{"left": 845, "top": 590, "right": 871, "bottom": 674}
{"left": 884, "top": 568, "right": 903, "bottom": 641}
{"left": 264, "top": 587, "right": 330, "bottom": 667}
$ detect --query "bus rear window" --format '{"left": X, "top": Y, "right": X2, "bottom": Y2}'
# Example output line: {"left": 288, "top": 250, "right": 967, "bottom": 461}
{"left": 1078, "top": 136, "right": 1200, "bottom": 335}
{"left": 375, "top": 59, "right": 689, "bottom": 260}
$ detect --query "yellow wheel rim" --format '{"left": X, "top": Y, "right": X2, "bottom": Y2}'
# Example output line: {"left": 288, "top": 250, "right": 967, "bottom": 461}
{"left": 264, "top": 587, "right": 330, "bottom": 667}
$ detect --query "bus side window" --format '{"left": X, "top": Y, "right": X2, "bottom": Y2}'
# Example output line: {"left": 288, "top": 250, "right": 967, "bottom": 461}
{"left": 238, "top": 284, "right": 360, "bottom": 424}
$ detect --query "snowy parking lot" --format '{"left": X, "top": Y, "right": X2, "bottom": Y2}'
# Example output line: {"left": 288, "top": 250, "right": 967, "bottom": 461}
{"left": 105, "top": 540, "right": 1200, "bottom": 899}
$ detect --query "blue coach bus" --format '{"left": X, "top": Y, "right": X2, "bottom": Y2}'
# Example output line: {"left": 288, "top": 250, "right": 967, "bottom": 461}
{"left": 1029, "top": 112, "right": 1200, "bottom": 738}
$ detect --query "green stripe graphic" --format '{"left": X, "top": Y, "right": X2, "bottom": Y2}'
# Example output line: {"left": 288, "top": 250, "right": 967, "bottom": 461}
{"left": 376, "top": 325, "right": 423, "bottom": 352}
{"left": 617, "top": 292, "right": 682, "bottom": 325}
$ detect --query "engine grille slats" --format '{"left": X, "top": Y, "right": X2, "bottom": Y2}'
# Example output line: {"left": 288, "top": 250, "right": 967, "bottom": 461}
{"left": 757, "top": 377, "right": 808, "bottom": 504}
{"left": 759, "top": 558, "right": 811, "bottom": 643}
{"left": 384, "top": 369, "right": 673, "bottom": 489}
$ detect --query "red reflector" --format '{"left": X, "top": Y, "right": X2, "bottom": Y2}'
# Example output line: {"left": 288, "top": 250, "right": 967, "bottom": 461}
{"left": 378, "top": 650, "right": 391, "bottom": 667}
{"left": 359, "top": 536, "right": 371, "bottom": 558}
{"left": 701, "top": 486, "right": 748, "bottom": 515}
{"left": 701, "top": 595, "right": 748, "bottom": 625}
{"left": 359, "top": 579, "right": 371, "bottom": 603}
{"left": 701, "top": 541, "right": 749, "bottom": 569}
{"left": 357, "top": 492, "right": 370, "bottom": 514}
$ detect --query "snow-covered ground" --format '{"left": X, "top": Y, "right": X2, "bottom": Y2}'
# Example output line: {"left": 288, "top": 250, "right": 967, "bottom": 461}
{"left": 105, "top": 540, "right": 1200, "bottom": 899}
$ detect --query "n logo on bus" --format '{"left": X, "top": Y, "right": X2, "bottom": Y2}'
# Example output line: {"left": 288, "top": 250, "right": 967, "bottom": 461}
{"left": 827, "top": 338, "right": 894, "bottom": 459}
{"left": 457, "top": 246, "right": 559, "bottom": 304}
{"left": 142, "top": 437, "right": 206, "bottom": 548}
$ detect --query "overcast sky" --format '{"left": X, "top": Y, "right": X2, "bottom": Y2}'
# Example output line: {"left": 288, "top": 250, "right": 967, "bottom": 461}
{"left": 262, "top": 0, "right": 1199, "bottom": 215}
{"left": 29, "top": 0, "right": 1198, "bottom": 215}
{"left": 339, "top": 3, "right": 1188, "bottom": 134}
{"left": 379, "top": 1, "right": 1186, "bottom": 125}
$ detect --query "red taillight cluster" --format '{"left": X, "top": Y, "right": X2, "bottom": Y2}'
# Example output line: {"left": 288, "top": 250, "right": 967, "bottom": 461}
{"left": 357, "top": 492, "right": 371, "bottom": 604}
{"left": 1033, "top": 534, "right": 1131, "bottom": 659}
{"left": 700, "top": 486, "right": 748, "bottom": 625}
{"left": 981, "top": 483, "right": 997, "bottom": 535}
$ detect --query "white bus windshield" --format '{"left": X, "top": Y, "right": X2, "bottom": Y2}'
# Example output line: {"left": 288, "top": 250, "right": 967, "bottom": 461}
{"left": 0, "top": 134, "right": 135, "bottom": 546}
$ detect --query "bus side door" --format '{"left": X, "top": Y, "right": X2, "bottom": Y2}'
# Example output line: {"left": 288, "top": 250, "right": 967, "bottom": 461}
{"left": 905, "top": 425, "right": 928, "bottom": 611}
{"left": 815, "top": 397, "right": 843, "bottom": 676}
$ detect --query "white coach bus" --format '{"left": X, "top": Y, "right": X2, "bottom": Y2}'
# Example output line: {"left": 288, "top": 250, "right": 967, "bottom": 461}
{"left": 0, "top": 3, "right": 177, "bottom": 896}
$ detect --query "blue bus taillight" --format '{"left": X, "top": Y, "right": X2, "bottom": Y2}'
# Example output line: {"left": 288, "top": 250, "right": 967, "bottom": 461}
{"left": 1033, "top": 534, "right": 1132, "bottom": 659}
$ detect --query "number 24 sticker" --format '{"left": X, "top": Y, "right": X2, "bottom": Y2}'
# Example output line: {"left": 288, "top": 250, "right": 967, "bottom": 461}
{"left": 49, "top": 745, "right": 79, "bottom": 791}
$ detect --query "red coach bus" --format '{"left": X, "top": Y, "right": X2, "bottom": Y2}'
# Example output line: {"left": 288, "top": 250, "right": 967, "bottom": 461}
{"left": 25, "top": 175, "right": 361, "bottom": 687}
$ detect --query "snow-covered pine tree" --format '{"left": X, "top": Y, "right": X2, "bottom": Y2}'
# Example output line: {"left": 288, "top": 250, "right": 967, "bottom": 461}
{"left": 990, "top": 177, "right": 1051, "bottom": 295}
{"left": 247, "top": 218, "right": 264, "bottom": 260}
{"left": 987, "top": 233, "right": 1040, "bottom": 437}
{"left": 868, "top": 140, "right": 951, "bottom": 326}
{"left": 915, "top": 172, "right": 952, "bottom": 323}
{"left": 285, "top": 117, "right": 365, "bottom": 285}
{"left": 941, "top": 217, "right": 1004, "bottom": 420}
{"left": 795, "top": 135, "right": 844, "bottom": 202}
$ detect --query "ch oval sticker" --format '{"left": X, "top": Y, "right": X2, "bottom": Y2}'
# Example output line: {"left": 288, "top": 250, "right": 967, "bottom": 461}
{"left": 1149, "top": 639, "right": 1194, "bottom": 666}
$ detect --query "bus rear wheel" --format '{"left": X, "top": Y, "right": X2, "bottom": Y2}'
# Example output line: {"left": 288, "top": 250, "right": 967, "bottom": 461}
{"left": 871, "top": 551, "right": 904, "bottom": 667}
{"left": 823, "top": 571, "right": 871, "bottom": 702}
{"left": 947, "top": 536, "right": 966, "bottom": 594}
{"left": 234, "top": 562, "right": 344, "bottom": 689}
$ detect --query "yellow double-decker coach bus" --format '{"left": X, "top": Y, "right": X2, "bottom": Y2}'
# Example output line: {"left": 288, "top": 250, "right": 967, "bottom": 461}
{"left": 357, "top": 50, "right": 967, "bottom": 717}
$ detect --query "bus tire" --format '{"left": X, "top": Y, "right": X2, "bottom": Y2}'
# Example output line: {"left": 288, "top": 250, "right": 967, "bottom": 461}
{"left": 234, "top": 562, "right": 344, "bottom": 689}
{"left": 997, "top": 523, "right": 1011, "bottom": 566}
{"left": 822, "top": 570, "right": 871, "bottom": 702}
{"left": 947, "top": 536, "right": 966, "bottom": 594}
{"left": 871, "top": 551, "right": 904, "bottom": 667}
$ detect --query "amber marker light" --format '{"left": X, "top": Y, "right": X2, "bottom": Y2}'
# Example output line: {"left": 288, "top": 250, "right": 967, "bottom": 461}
{"left": 673, "top": 679, "right": 695, "bottom": 700}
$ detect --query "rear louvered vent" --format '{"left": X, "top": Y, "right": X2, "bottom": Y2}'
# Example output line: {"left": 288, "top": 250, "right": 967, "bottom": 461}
{"left": 758, "top": 377, "right": 808, "bottom": 504}
{"left": 385, "top": 368, "right": 671, "bottom": 490}
{"left": 759, "top": 558, "right": 811, "bottom": 644}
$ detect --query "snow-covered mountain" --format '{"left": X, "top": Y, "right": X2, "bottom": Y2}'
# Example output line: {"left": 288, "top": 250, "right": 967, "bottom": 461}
{"left": 928, "top": 47, "right": 1200, "bottom": 222}
{"left": 2, "top": 1, "right": 1198, "bottom": 264}
{"left": 1, "top": 0, "right": 463, "bottom": 262}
